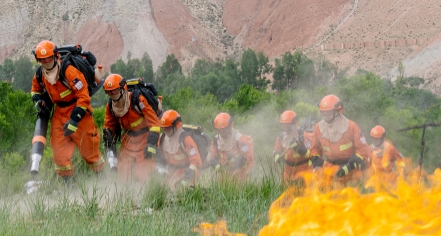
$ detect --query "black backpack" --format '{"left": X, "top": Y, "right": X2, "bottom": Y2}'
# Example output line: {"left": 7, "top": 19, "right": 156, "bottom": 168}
{"left": 35, "top": 44, "right": 103, "bottom": 96}
{"left": 108, "top": 77, "right": 162, "bottom": 118}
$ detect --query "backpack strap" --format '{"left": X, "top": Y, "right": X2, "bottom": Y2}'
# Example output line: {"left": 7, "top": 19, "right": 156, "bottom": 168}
{"left": 36, "top": 66, "right": 43, "bottom": 87}
{"left": 178, "top": 131, "right": 192, "bottom": 156}
{"left": 279, "top": 132, "right": 284, "bottom": 144}
{"left": 130, "top": 88, "right": 143, "bottom": 116}
{"left": 59, "top": 57, "right": 73, "bottom": 90}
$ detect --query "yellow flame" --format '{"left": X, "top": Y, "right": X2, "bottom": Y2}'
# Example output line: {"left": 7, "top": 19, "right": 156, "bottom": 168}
{"left": 193, "top": 220, "right": 246, "bottom": 236}
{"left": 195, "top": 161, "right": 441, "bottom": 235}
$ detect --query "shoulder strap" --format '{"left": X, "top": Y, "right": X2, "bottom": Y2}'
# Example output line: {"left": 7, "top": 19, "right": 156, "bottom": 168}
{"left": 59, "top": 57, "right": 72, "bottom": 90}
{"left": 213, "top": 134, "right": 219, "bottom": 151}
{"left": 130, "top": 89, "right": 143, "bottom": 115}
{"left": 36, "top": 66, "right": 43, "bottom": 87}
{"left": 178, "top": 131, "right": 192, "bottom": 155}
{"left": 279, "top": 132, "right": 284, "bottom": 143}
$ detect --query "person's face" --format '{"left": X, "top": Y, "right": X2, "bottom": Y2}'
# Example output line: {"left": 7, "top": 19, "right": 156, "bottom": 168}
{"left": 371, "top": 137, "right": 383, "bottom": 147}
{"left": 321, "top": 109, "right": 337, "bottom": 123}
{"left": 281, "top": 123, "right": 293, "bottom": 132}
{"left": 216, "top": 126, "right": 231, "bottom": 139}
{"left": 105, "top": 87, "right": 121, "bottom": 100}
{"left": 162, "top": 126, "right": 175, "bottom": 137}
{"left": 38, "top": 56, "right": 55, "bottom": 69}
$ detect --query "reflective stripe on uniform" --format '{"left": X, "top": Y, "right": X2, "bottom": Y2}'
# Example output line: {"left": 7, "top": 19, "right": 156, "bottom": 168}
{"left": 130, "top": 117, "right": 144, "bottom": 128}
{"left": 150, "top": 126, "right": 161, "bottom": 133}
{"left": 60, "top": 89, "right": 72, "bottom": 98}
{"left": 322, "top": 146, "right": 331, "bottom": 152}
{"left": 339, "top": 142, "right": 353, "bottom": 151}
{"left": 88, "top": 156, "right": 105, "bottom": 167}
{"left": 55, "top": 164, "right": 72, "bottom": 171}
{"left": 31, "top": 91, "right": 42, "bottom": 96}
{"left": 174, "top": 154, "right": 186, "bottom": 160}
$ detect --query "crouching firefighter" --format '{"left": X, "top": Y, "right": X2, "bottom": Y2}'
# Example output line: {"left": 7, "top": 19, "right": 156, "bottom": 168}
{"left": 206, "top": 113, "right": 254, "bottom": 183}
{"left": 273, "top": 110, "right": 313, "bottom": 185}
{"left": 156, "top": 110, "right": 202, "bottom": 189}
{"left": 103, "top": 74, "right": 160, "bottom": 183}
{"left": 310, "top": 95, "right": 371, "bottom": 184}
{"left": 30, "top": 40, "right": 105, "bottom": 181}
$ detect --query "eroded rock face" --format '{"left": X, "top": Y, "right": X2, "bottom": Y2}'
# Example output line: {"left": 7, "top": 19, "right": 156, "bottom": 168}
{"left": 222, "top": 0, "right": 350, "bottom": 58}
{"left": 0, "top": 0, "right": 169, "bottom": 72}
{"left": 1, "top": 0, "right": 441, "bottom": 86}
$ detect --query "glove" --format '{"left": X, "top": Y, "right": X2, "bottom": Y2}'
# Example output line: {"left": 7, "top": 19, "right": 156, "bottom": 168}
{"left": 209, "top": 157, "right": 220, "bottom": 170}
{"left": 335, "top": 165, "right": 350, "bottom": 178}
{"left": 293, "top": 141, "right": 308, "bottom": 156}
{"left": 228, "top": 154, "right": 246, "bottom": 170}
{"left": 147, "top": 131, "right": 160, "bottom": 146}
{"left": 144, "top": 143, "right": 157, "bottom": 159}
{"left": 347, "top": 154, "right": 366, "bottom": 170}
{"left": 62, "top": 107, "right": 86, "bottom": 136}
{"left": 183, "top": 168, "right": 196, "bottom": 181}
{"left": 32, "top": 94, "right": 50, "bottom": 115}
{"left": 335, "top": 155, "right": 365, "bottom": 178}
{"left": 103, "top": 128, "right": 115, "bottom": 149}
{"left": 311, "top": 155, "right": 324, "bottom": 168}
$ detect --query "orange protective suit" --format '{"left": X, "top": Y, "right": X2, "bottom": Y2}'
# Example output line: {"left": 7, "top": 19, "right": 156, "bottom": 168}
{"left": 209, "top": 131, "right": 254, "bottom": 182}
{"left": 104, "top": 92, "right": 160, "bottom": 183}
{"left": 31, "top": 63, "right": 104, "bottom": 177}
{"left": 310, "top": 119, "right": 371, "bottom": 183}
{"left": 158, "top": 132, "right": 202, "bottom": 187}
{"left": 370, "top": 140, "right": 405, "bottom": 182}
{"left": 274, "top": 130, "right": 314, "bottom": 184}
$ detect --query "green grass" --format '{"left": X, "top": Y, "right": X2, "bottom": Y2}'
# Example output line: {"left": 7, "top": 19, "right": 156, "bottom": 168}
{"left": 0, "top": 166, "right": 285, "bottom": 236}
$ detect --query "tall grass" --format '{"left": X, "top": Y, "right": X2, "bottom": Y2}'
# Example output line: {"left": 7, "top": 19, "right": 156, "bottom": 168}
{"left": 0, "top": 157, "right": 286, "bottom": 236}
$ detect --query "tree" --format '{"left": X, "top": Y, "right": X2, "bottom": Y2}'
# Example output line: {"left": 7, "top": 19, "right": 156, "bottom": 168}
{"left": 1, "top": 58, "right": 14, "bottom": 82}
{"left": 240, "top": 49, "right": 259, "bottom": 86}
{"left": 271, "top": 62, "right": 286, "bottom": 91}
{"left": 110, "top": 58, "right": 128, "bottom": 78}
{"left": 13, "top": 56, "right": 34, "bottom": 92}
{"left": 140, "top": 52, "right": 154, "bottom": 83}
{"left": 155, "top": 54, "right": 182, "bottom": 90}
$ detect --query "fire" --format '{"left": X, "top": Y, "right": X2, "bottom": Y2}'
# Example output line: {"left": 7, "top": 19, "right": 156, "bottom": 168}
{"left": 259, "top": 168, "right": 441, "bottom": 235}
{"left": 193, "top": 220, "right": 246, "bottom": 236}
{"left": 194, "top": 158, "right": 441, "bottom": 235}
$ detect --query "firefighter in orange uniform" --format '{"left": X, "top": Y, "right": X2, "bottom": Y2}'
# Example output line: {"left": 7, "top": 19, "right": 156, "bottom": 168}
{"left": 310, "top": 95, "right": 371, "bottom": 183}
{"left": 103, "top": 74, "right": 160, "bottom": 183}
{"left": 30, "top": 40, "right": 104, "bottom": 181}
{"left": 273, "top": 110, "right": 313, "bottom": 185}
{"left": 370, "top": 125, "right": 406, "bottom": 179}
{"left": 207, "top": 113, "right": 254, "bottom": 182}
{"left": 156, "top": 110, "right": 202, "bottom": 188}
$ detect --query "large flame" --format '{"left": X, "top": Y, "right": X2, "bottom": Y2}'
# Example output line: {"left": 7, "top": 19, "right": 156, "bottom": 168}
{"left": 195, "top": 158, "right": 441, "bottom": 235}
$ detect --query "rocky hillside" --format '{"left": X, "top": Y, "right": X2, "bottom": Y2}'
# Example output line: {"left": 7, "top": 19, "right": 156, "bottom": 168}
{"left": 1, "top": 0, "right": 441, "bottom": 91}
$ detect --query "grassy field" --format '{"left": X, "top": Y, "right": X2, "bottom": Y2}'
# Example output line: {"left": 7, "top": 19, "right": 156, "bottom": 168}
{"left": 0, "top": 160, "right": 284, "bottom": 236}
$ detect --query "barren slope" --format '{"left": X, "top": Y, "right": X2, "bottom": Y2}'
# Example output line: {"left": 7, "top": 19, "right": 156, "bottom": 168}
{"left": 306, "top": 0, "right": 441, "bottom": 84}
{"left": 1, "top": 0, "right": 441, "bottom": 90}
{"left": 223, "top": 0, "right": 351, "bottom": 58}
{"left": 0, "top": 0, "right": 169, "bottom": 71}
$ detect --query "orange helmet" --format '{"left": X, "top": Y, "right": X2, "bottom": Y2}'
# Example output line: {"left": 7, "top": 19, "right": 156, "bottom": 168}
{"left": 280, "top": 110, "right": 297, "bottom": 124}
{"left": 370, "top": 125, "right": 386, "bottom": 138}
{"left": 319, "top": 95, "right": 343, "bottom": 113}
{"left": 160, "top": 110, "right": 182, "bottom": 128}
{"left": 213, "top": 113, "right": 233, "bottom": 129}
{"left": 103, "top": 74, "right": 126, "bottom": 91}
{"left": 34, "top": 40, "right": 57, "bottom": 59}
